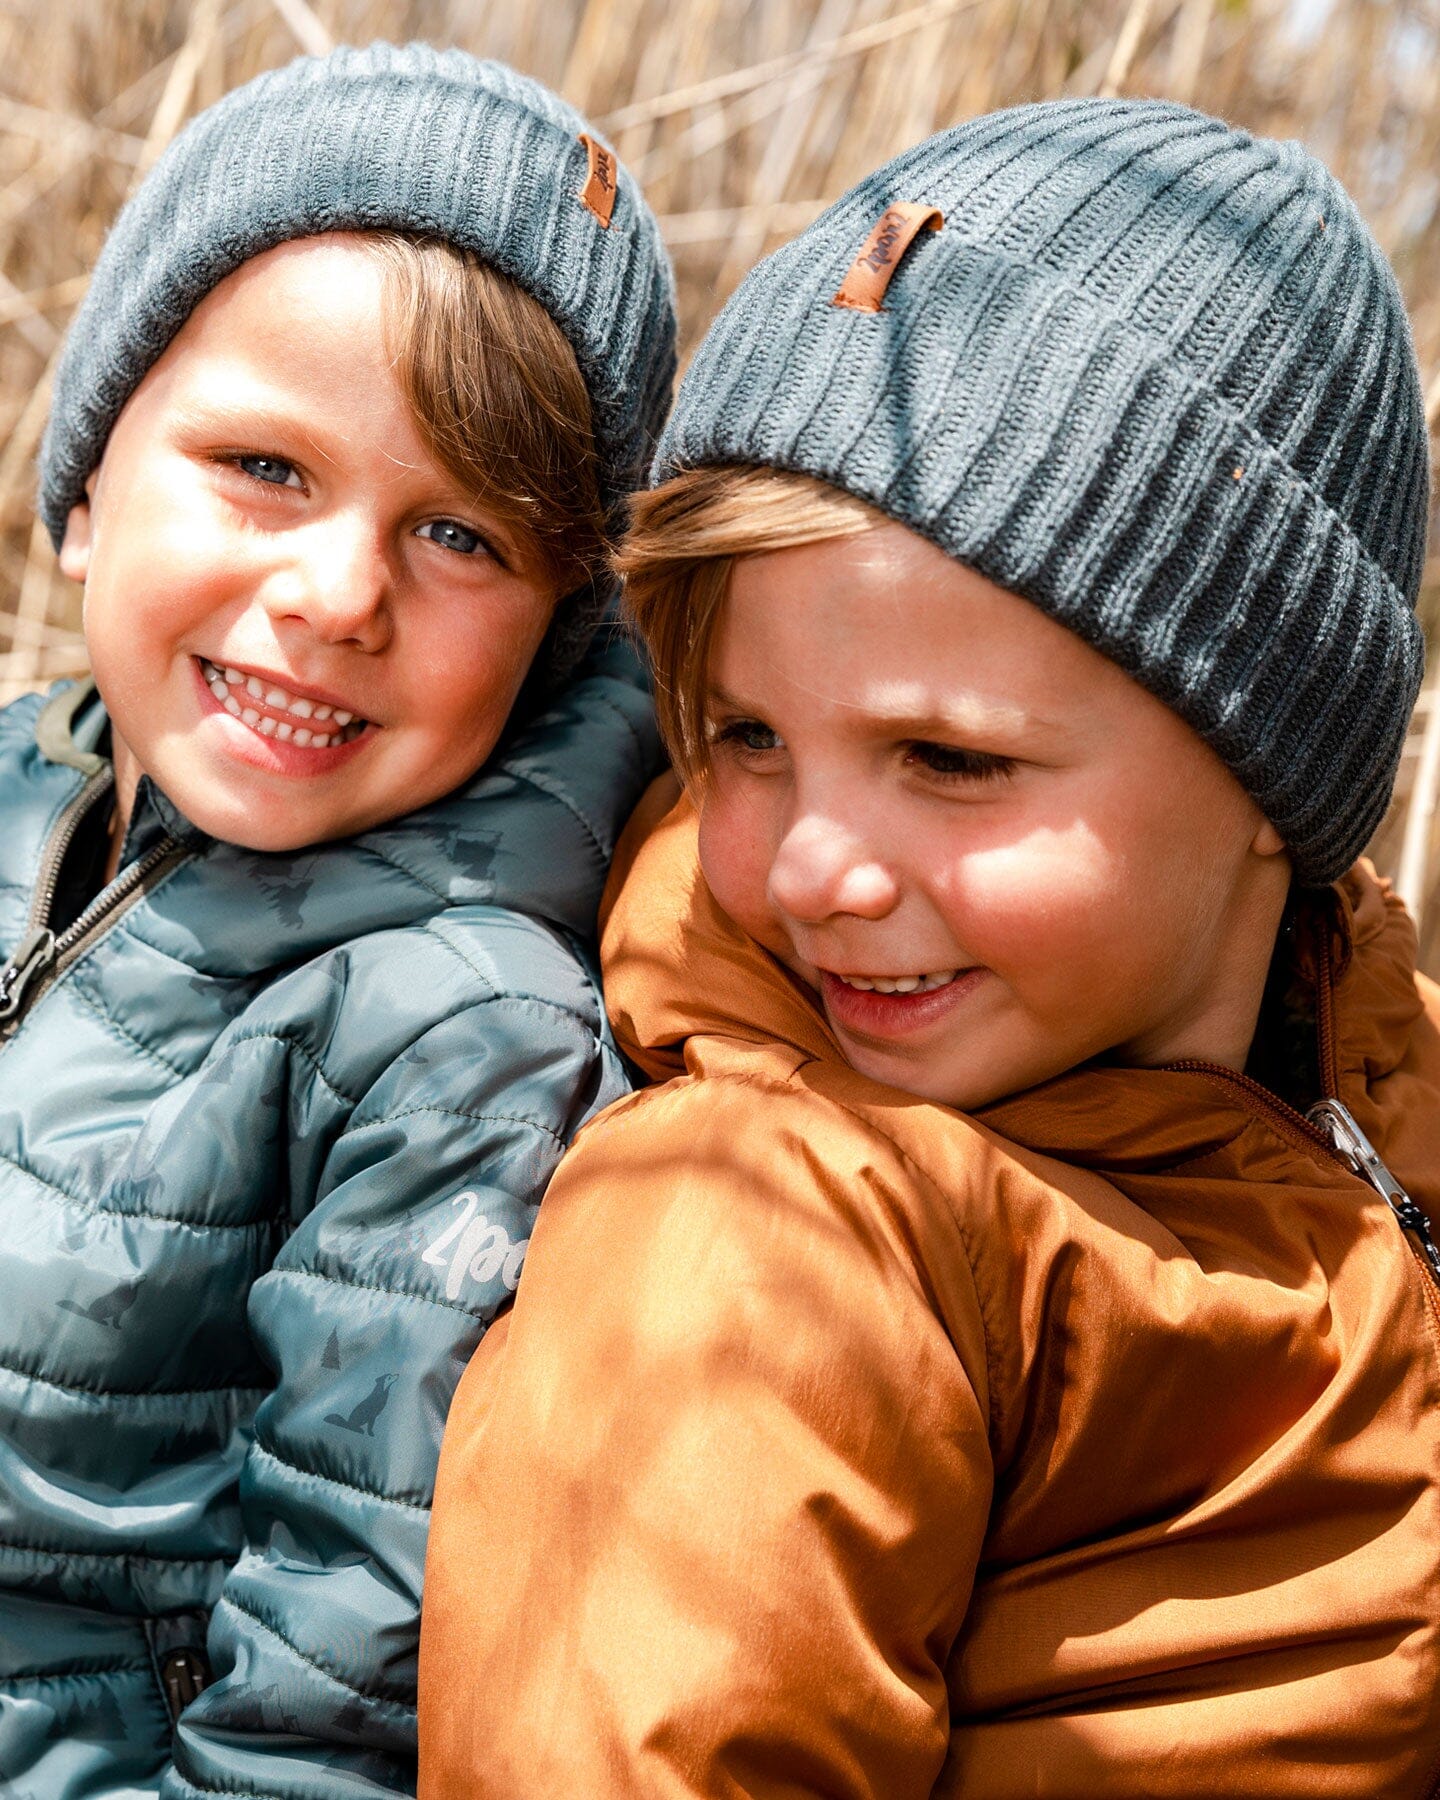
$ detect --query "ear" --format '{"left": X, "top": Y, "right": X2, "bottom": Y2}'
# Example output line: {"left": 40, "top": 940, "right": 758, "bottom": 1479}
{"left": 1251, "top": 817, "right": 1287, "bottom": 857}
{"left": 58, "top": 497, "right": 93, "bottom": 583}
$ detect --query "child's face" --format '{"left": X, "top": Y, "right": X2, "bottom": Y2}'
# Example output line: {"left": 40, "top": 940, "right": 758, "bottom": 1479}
{"left": 697, "top": 522, "right": 1289, "bottom": 1112}
{"left": 61, "top": 236, "right": 559, "bottom": 851}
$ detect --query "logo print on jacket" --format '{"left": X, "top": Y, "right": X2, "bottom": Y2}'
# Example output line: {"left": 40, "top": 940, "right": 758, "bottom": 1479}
{"left": 57, "top": 1279, "right": 139, "bottom": 1329}
{"left": 422, "top": 1190, "right": 529, "bottom": 1303}
{"left": 324, "top": 1372, "right": 397, "bottom": 1437}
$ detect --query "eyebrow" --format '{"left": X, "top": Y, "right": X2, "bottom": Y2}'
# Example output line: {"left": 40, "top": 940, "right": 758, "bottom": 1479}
{"left": 171, "top": 395, "right": 346, "bottom": 466}
{"left": 705, "top": 682, "right": 1052, "bottom": 739}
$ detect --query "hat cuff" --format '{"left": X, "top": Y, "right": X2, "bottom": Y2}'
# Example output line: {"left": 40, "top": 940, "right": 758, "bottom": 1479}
{"left": 658, "top": 239, "right": 1426, "bottom": 883}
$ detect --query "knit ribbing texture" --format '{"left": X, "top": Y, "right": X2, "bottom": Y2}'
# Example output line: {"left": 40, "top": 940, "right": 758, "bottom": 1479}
{"left": 40, "top": 41, "right": 677, "bottom": 685}
{"left": 657, "top": 99, "right": 1431, "bottom": 884}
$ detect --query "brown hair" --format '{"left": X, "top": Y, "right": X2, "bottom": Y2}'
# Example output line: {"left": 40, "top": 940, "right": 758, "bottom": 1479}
{"left": 617, "top": 465, "right": 879, "bottom": 776}
{"left": 366, "top": 233, "right": 605, "bottom": 595}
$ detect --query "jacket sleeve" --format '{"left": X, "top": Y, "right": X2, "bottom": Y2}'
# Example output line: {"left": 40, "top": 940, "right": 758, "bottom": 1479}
{"left": 160, "top": 970, "right": 625, "bottom": 1800}
{"left": 418, "top": 1071, "right": 995, "bottom": 1799}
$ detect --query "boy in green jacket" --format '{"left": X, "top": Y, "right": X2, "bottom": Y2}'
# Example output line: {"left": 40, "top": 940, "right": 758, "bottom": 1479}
{"left": 0, "top": 41, "right": 672, "bottom": 1798}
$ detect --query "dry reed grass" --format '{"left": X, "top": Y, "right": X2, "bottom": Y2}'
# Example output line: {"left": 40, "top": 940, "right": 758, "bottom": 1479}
{"left": 1, "top": 0, "right": 1438, "bottom": 963}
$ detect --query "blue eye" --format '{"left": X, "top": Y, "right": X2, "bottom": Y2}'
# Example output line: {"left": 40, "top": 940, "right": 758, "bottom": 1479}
{"left": 417, "top": 519, "right": 486, "bottom": 556}
{"left": 237, "top": 454, "right": 300, "bottom": 488}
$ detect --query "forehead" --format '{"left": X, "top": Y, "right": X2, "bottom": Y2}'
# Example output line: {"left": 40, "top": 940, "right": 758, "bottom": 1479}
{"left": 158, "top": 235, "right": 391, "bottom": 372}
{"left": 119, "top": 237, "right": 394, "bottom": 416}
{"left": 713, "top": 520, "right": 1134, "bottom": 732}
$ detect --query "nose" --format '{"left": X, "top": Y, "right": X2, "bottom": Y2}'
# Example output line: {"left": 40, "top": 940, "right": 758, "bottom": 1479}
{"left": 260, "top": 512, "right": 393, "bottom": 653}
{"left": 767, "top": 806, "right": 900, "bottom": 925}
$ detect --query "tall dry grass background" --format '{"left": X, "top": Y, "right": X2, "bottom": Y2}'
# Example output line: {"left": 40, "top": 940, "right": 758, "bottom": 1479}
{"left": 1, "top": 0, "right": 1438, "bottom": 962}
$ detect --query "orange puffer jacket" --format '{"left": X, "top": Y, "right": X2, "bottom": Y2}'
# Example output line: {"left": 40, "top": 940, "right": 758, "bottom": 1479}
{"left": 420, "top": 781, "right": 1440, "bottom": 1799}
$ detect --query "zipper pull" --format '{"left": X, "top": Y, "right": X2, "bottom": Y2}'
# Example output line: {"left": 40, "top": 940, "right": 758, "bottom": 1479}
{"left": 160, "top": 1644, "right": 210, "bottom": 1719}
{"left": 1308, "top": 1098, "right": 1440, "bottom": 1286}
{"left": 0, "top": 928, "right": 57, "bottom": 1027}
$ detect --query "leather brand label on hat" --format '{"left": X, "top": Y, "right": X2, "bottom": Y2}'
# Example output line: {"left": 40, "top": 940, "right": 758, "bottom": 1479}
{"left": 578, "top": 133, "right": 617, "bottom": 229}
{"left": 832, "top": 203, "right": 943, "bottom": 312}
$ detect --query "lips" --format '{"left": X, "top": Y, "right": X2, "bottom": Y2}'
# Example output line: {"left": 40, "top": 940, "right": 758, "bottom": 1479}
{"left": 819, "top": 965, "right": 985, "bottom": 1039}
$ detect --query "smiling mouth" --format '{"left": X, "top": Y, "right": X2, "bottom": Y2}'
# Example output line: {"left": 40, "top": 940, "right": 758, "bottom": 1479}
{"left": 830, "top": 969, "right": 965, "bottom": 994}
{"left": 198, "top": 658, "right": 369, "bottom": 746}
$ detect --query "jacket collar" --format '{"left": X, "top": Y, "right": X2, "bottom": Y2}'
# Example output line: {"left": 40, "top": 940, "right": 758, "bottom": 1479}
{"left": 600, "top": 782, "right": 1426, "bottom": 1175}
{"left": 31, "top": 632, "right": 659, "bottom": 944}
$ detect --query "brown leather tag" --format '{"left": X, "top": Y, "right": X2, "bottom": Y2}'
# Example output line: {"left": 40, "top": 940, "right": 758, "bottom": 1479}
{"left": 577, "top": 132, "right": 617, "bottom": 229}
{"left": 832, "top": 203, "right": 943, "bottom": 313}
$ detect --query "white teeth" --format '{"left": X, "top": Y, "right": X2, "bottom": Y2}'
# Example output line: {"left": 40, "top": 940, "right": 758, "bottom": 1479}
{"left": 201, "top": 658, "right": 364, "bottom": 743}
{"left": 837, "top": 969, "right": 960, "bottom": 994}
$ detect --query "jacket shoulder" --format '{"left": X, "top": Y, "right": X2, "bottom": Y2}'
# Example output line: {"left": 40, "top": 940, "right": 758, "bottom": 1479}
{"left": 560, "top": 1047, "right": 1001, "bottom": 1419}
{"left": 358, "top": 902, "right": 605, "bottom": 1026}
{"left": 222, "top": 901, "right": 613, "bottom": 1122}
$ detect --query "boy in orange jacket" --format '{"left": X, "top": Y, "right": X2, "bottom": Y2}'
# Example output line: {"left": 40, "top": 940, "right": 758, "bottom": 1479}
{"left": 420, "top": 100, "right": 1440, "bottom": 1796}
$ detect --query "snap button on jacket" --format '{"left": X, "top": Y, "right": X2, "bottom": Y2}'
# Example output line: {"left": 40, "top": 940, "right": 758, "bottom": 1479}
{"left": 420, "top": 780, "right": 1440, "bottom": 1799}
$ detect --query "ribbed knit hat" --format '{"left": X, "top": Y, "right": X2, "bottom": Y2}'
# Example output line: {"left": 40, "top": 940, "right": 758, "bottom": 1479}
{"left": 40, "top": 40, "right": 677, "bottom": 685}
{"left": 657, "top": 99, "right": 1431, "bottom": 885}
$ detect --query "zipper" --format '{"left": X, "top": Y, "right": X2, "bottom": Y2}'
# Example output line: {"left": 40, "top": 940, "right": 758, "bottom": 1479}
{"left": 1166, "top": 906, "right": 1438, "bottom": 1287}
{"left": 1307, "top": 1098, "right": 1440, "bottom": 1287}
{"left": 1312, "top": 915, "right": 1341, "bottom": 1101}
{"left": 21, "top": 766, "right": 115, "bottom": 935}
{"left": 1163, "top": 1059, "right": 1330, "bottom": 1151}
{"left": 0, "top": 770, "right": 185, "bottom": 1042}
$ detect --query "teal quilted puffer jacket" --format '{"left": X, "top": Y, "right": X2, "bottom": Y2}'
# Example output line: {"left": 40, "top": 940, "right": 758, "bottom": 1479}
{"left": 0, "top": 633, "right": 659, "bottom": 1797}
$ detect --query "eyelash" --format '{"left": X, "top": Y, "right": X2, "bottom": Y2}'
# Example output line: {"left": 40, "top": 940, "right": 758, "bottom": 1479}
{"left": 903, "top": 742, "right": 1016, "bottom": 783}
{"left": 712, "top": 719, "right": 780, "bottom": 756}
{"left": 221, "top": 455, "right": 499, "bottom": 563}
{"left": 711, "top": 720, "right": 1016, "bottom": 784}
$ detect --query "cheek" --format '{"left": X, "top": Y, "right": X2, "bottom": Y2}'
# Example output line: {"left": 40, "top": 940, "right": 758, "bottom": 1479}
{"left": 86, "top": 488, "right": 242, "bottom": 649}
{"left": 697, "top": 780, "right": 778, "bottom": 940}
{"left": 930, "top": 819, "right": 1124, "bottom": 980}
{"left": 402, "top": 587, "right": 553, "bottom": 740}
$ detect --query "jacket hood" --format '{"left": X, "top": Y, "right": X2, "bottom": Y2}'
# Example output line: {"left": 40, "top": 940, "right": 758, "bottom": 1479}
{"left": 600, "top": 776, "right": 838, "bottom": 1080}
{"left": 600, "top": 777, "right": 1434, "bottom": 1172}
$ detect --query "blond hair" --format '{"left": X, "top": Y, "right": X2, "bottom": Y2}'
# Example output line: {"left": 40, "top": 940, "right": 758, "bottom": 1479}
{"left": 367, "top": 234, "right": 605, "bottom": 595}
{"left": 618, "top": 466, "right": 879, "bottom": 776}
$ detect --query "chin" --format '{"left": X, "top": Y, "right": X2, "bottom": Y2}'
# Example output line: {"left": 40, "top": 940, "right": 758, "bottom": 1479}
{"left": 185, "top": 800, "right": 346, "bottom": 855}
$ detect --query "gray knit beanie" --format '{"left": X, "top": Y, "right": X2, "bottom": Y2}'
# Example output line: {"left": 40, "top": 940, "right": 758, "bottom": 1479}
{"left": 657, "top": 99, "right": 1431, "bottom": 885}
{"left": 40, "top": 40, "right": 677, "bottom": 686}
